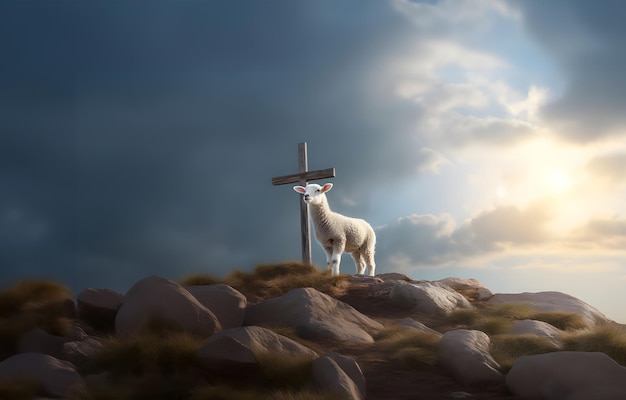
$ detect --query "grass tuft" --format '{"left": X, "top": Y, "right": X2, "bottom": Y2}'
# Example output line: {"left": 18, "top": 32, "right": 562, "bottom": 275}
{"left": 179, "top": 273, "right": 224, "bottom": 286}
{"left": 561, "top": 325, "right": 626, "bottom": 366}
{"left": 531, "top": 312, "right": 588, "bottom": 331}
{"left": 255, "top": 351, "right": 315, "bottom": 389}
{"left": 0, "top": 280, "right": 74, "bottom": 361}
{"left": 490, "top": 334, "right": 559, "bottom": 371}
{"left": 83, "top": 330, "right": 203, "bottom": 377}
{"left": 223, "top": 262, "right": 350, "bottom": 301}
{"left": 0, "top": 378, "right": 43, "bottom": 400}
{"left": 375, "top": 327, "right": 440, "bottom": 367}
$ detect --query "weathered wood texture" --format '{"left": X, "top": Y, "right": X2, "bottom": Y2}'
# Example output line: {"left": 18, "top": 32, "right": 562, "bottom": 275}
{"left": 271, "top": 142, "right": 335, "bottom": 264}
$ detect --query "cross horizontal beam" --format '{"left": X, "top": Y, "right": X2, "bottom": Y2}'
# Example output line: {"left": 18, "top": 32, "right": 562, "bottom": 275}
{"left": 271, "top": 167, "right": 335, "bottom": 186}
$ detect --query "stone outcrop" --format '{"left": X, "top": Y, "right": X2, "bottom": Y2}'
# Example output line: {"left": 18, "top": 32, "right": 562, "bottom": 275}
{"left": 245, "top": 287, "right": 383, "bottom": 344}
{"left": 489, "top": 291, "right": 609, "bottom": 327}
{"left": 197, "top": 326, "right": 317, "bottom": 379}
{"left": 115, "top": 276, "right": 221, "bottom": 336}
{"left": 184, "top": 284, "right": 247, "bottom": 329}
{"left": 313, "top": 355, "right": 363, "bottom": 400}
{"left": 438, "top": 329, "right": 503, "bottom": 386}
{"left": 0, "top": 353, "right": 85, "bottom": 398}
{"left": 508, "top": 319, "right": 563, "bottom": 346}
{"left": 389, "top": 281, "right": 472, "bottom": 314}
{"left": 436, "top": 277, "right": 493, "bottom": 301}
{"left": 77, "top": 288, "right": 123, "bottom": 332}
{"left": 507, "top": 351, "right": 626, "bottom": 399}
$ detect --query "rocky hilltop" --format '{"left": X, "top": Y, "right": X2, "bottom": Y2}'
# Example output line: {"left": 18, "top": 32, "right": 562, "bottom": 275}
{"left": 1, "top": 263, "right": 625, "bottom": 400}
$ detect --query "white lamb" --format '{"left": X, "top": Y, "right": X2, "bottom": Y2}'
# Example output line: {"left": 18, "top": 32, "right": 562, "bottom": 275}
{"left": 293, "top": 183, "right": 376, "bottom": 276}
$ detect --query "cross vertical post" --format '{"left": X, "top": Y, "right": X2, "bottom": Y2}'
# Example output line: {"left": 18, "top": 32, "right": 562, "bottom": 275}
{"left": 297, "top": 143, "right": 311, "bottom": 264}
{"left": 272, "top": 142, "right": 335, "bottom": 265}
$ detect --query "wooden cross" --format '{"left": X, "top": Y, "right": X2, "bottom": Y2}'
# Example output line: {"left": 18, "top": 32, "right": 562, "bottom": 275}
{"left": 272, "top": 142, "right": 335, "bottom": 265}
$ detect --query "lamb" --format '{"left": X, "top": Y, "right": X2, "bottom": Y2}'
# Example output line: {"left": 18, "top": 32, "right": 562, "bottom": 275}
{"left": 293, "top": 183, "right": 376, "bottom": 276}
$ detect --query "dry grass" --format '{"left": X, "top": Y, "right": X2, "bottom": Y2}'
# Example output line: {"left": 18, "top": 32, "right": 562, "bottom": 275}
{"left": 191, "top": 385, "right": 340, "bottom": 400}
{"left": 561, "top": 324, "right": 626, "bottom": 366}
{"left": 375, "top": 327, "right": 440, "bottom": 367}
{"left": 0, "top": 378, "right": 43, "bottom": 400}
{"left": 179, "top": 262, "right": 350, "bottom": 301}
{"left": 179, "top": 273, "right": 224, "bottom": 286}
{"left": 490, "top": 334, "right": 559, "bottom": 371}
{"left": 531, "top": 312, "right": 588, "bottom": 331}
{"left": 0, "top": 280, "right": 74, "bottom": 361}
{"left": 255, "top": 351, "right": 316, "bottom": 388}
{"left": 83, "top": 329, "right": 203, "bottom": 377}
{"left": 437, "top": 303, "right": 587, "bottom": 335}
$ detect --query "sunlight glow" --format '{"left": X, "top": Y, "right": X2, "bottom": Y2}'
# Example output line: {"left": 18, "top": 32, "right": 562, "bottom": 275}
{"left": 544, "top": 169, "right": 572, "bottom": 193}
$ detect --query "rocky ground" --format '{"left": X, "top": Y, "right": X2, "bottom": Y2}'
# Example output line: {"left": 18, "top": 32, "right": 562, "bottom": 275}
{"left": 334, "top": 283, "right": 521, "bottom": 400}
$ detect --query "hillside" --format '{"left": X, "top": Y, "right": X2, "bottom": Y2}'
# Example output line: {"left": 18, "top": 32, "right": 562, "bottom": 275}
{"left": 1, "top": 262, "right": 625, "bottom": 400}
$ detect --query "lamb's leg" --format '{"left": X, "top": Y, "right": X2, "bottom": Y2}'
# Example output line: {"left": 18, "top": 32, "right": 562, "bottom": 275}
{"left": 364, "top": 250, "right": 376, "bottom": 277}
{"left": 330, "top": 244, "right": 344, "bottom": 276}
{"left": 324, "top": 246, "right": 333, "bottom": 274}
{"left": 351, "top": 252, "right": 365, "bottom": 275}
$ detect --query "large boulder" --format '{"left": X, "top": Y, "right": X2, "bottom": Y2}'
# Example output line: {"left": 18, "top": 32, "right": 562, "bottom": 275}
{"left": 488, "top": 291, "right": 609, "bottom": 327}
{"left": 184, "top": 284, "right": 247, "bottom": 329}
{"left": 245, "top": 288, "right": 383, "bottom": 344}
{"left": 0, "top": 353, "right": 84, "bottom": 398}
{"left": 197, "top": 326, "right": 317, "bottom": 379}
{"left": 313, "top": 355, "right": 363, "bottom": 400}
{"left": 17, "top": 328, "right": 67, "bottom": 359}
{"left": 115, "top": 276, "right": 221, "bottom": 336}
{"left": 508, "top": 319, "right": 563, "bottom": 346}
{"left": 77, "top": 288, "right": 123, "bottom": 332}
{"left": 389, "top": 281, "right": 472, "bottom": 314}
{"left": 507, "top": 351, "right": 626, "bottom": 399}
{"left": 322, "top": 352, "right": 366, "bottom": 400}
{"left": 436, "top": 277, "right": 493, "bottom": 301}
{"left": 438, "top": 330, "right": 503, "bottom": 386}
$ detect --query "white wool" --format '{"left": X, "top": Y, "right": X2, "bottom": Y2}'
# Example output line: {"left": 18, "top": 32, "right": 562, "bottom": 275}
{"left": 293, "top": 183, "right": 376, "bottom": 276}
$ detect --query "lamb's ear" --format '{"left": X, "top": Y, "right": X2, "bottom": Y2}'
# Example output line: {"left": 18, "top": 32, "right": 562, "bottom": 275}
{"left": 322, "top": 183, "right": 333, "bottom": 193}
{"left": 293, "top": 186, "right": 306, "bottom": 194}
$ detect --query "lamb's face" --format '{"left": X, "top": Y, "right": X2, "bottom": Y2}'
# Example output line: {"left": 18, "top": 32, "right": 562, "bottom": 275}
{"left": 293, "top": 183, "right": 333, "bottom": 206}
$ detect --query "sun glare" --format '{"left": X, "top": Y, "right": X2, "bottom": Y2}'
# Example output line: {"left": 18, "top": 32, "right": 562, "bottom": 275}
{"left": 545, "top": 169, "right": 572, "bottom": 193}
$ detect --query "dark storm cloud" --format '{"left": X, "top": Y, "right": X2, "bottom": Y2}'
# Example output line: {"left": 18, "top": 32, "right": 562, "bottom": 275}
{"left": 1, "top": 1, "right": 439, "bottom": 292}
{"left": 511, "top": 0, "right": 626, "bottom": 141}
{"left": 376, "top": 203, "right": 552, "bottom": 267}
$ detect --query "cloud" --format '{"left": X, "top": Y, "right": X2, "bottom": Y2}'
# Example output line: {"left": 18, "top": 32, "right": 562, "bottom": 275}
{"left": 587, "top": 153, "right": 626, "bottom": 184}
{"left": 512, "top": 0, "right": 626, "bottom": 141}
{"left": 377, "top": 202, "right": 553, "bottom": 269}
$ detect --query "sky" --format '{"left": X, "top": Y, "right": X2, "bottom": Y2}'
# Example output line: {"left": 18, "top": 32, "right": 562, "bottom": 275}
{"left": 2, "top": 0, "right": 626, "bottom": 322}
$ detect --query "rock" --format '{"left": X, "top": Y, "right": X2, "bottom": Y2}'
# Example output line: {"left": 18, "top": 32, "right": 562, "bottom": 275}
{"left": 17, "top": 328, "right": 67, "bottom": 359}
{"left": 389, "top": 281, "right": 472, "bottom": 314}
{"left": 115, "top": 275, "right": 221, "bottom": 336}
{"left": 197, "top": 326, "right": 317, "bottom": 379}
{"left": 396, "top": 318, "right": 442, "bottom": 337}
{"left": 508, "top": 319, "right": 563, "bottom": 346}
{"left": 313, "top": 355, "right": 363, "bottom": 400}
{"left": 322, "top": 352, "right": 366, "bottom": 400}
{"left": 63, "top": 337, "right": 104, "bottom": 366}
{"left": 376, "top": 273, "right": 412, "bottom": 281}
{"left": 0, "top": 353, "right": 84, "bottom": 398}
{"left": 77, "top": 288, "right": 123, "bottom": 332}
{"left": 245, "top": 287, "right": 382, "bottom": 344}
{"left": 488, "top": 291, "right": 609, "bottom": 327}
{"left": 506, "top": 351, "right": 626, "bottom": 400}
{"left": 438, "top": 330, "right": 503, "bottom": 386}
{"left": 184, "top": 284, "right": 247, "bottom": 329}
{"left": 348, "top": 275, "right": 384, "bottom": 285}
{"left": 436, "top": 277, "right": 493, "bottom": 301}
